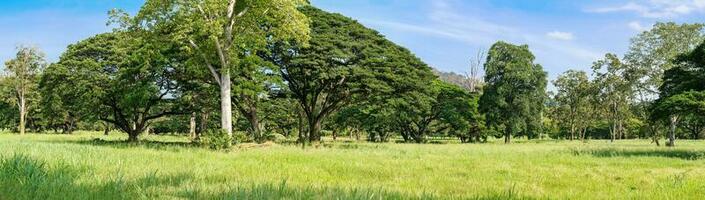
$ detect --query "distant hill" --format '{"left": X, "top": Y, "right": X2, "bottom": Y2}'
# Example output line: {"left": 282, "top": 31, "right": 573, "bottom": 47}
{"left": 433, "top": 69, "right": 483, "bottom": 92}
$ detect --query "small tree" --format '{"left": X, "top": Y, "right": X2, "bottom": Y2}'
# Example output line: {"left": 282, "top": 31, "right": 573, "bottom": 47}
{"left": 592, "top": 53, "right": 634, "bottom": 142}
{"left": 3, "top": 46, "right": 46, "bottom": 135}
{"left": 553, "top": 70, "right": 591, "bottom": 140}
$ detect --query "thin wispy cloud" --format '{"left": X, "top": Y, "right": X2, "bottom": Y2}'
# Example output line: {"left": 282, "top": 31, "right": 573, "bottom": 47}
{"left": 587, "top": 0, "right": 705, "bottom": 18}
{"left": 546, "top": 31, "right": 575, "bottom": 41}
{"left": 367, "top": 0, "right": 600, "bottom": 67}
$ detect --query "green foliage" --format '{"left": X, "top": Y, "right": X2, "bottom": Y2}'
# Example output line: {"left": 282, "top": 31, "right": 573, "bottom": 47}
{"left": 624, "top": 22, "right": 704, "bottom": 96}
{"left": 652, "top": 91, "right": 705, "bottom": 121}
{"left": 0, "top": 77, "right": 18, "bottom": 130}
{"left": 621, "top": 22, "right": 705, "bottom": 144}
{"left": 660, "top": 40, "right": 705, "bottom": 97}
{"left": 591, "top": 53, "right": 634, "bottom": 141}
{"left": 2, "top": 46, "right": 46, "bottom": 134}
{"left": 434, "top": 81, "right": 484, "bottom": 143}
{"left": 266, "top": 133, "right": 288, "bottom": 143}
{"left": 552, "top": 70, "right": 592, "bottom": 140}
{"left": 135, "top": 0, "right": 311, "bottom": 137}
{"left": 200, "top": 129, "right": 233, "bottom": 150}
{"left": 651, "top": 39, "right": 705, "bottom": 144}
{"left": 267, "top": 6, "right": 436, "bottom": 143}
{"left": 480, "top": 41, "right": 547, "bottom": 143}
{"left": 44, "top": 31, "right": 184, "bottom": 141}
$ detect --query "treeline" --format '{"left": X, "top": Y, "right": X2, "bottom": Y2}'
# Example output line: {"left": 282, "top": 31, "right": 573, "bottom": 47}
{"left": 547, "top": 22, "right": 705, "bottom": 146}
{"left": 0, "top": 1, "right": 703, "bottom": 147}
{"left": 0, "top": 2, "right": 485, "bottom": 145}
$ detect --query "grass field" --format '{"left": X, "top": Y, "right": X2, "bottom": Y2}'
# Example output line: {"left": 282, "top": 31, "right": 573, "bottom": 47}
{"left": 1, "top": 131, "right": 704, "bottom": 199}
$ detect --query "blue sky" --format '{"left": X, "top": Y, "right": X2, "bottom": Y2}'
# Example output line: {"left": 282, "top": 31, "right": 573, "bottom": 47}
{"left": 2, "top": 0, "right": 705, "bottom": 83}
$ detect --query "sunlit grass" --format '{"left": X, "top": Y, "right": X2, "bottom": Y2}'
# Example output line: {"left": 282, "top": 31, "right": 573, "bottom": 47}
{"left": 0, "top": 131, "right": 704, "bottom": 199}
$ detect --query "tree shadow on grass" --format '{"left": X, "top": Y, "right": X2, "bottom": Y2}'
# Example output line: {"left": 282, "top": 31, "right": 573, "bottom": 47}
{"left": 179, "top": 181, "right": 536, "bottom": 200}
{"left": 0, "top": 154, "right": 536, "bottom": 200}
{"left": 41, "top": 138, "right": 200, "bottom": 152}
{"left": 572, "top": 148, "right": 705, "bottom": 160}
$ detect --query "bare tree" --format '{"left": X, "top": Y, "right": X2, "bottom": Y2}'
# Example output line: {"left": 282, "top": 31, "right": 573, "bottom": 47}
{"left": 466, "top": 49, "right": 486, "bottom": 93}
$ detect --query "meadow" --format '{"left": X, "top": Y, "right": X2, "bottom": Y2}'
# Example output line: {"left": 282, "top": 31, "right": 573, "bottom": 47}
{"left": 1, "top": 131, "right": 705, "bottom": 200}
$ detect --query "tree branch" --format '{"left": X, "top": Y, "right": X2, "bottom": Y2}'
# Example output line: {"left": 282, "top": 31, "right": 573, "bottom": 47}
{"left": 188, "top": 39, "right": 222, "bottom": 86}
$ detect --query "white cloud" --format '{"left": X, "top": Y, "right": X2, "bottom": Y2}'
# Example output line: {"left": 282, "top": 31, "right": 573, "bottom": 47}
{"left": 546, "top": 31, "right": 575, "bottom": 41}
{"left": 628, "top": 21, "right": 649, "bottom": 31}
{"left": 587, "top": 0, "right": 705, "bottom": 18}
{"left": 367, "top": 0, "right": 601, "bottom": 67}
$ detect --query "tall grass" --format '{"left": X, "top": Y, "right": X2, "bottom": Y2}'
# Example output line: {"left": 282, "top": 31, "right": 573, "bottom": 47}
{"left": 0, "top": 131, "right": 704, "bottom": 199}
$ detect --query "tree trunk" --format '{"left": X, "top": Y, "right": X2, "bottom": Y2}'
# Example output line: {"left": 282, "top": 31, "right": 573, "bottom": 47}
{"left": 400, "top": 131, "right": 412, "bottom": 142}
{"left": 570, "top": 124, "right": 575, "bottom": 141}
{"left": 198, "top": 112, "right": 209, "bottom": 136}
{"left": 354, "top": 128, "right": 360, "bottom": 141}
{"left": 245, "top": 108, "right": 262, "bottom": 142}
{"left": 127, "top": 132, "right": 139, "bottom": 143}
{"left": 221, "top": 72, "right": 233, "bottom": 137}
{"left": 308, "top": 118, "right": 321, "bottom": 143}
{"left": 667, "top": 115, "right": 678, "bottom": 147}
{"left": 189, "top": 112, "right": 197, "bottom": 139}
{"left": 413, "top": 133, "right": 425, "bottom": 143}
{"left": 504, "top": 126, "right": 511, "bottom": 144}
{"left": 332, "top": 129, "right": 337, "bottom": 141}
{"left": 19, "top": 96, "right": 26, "bottom": 135}
{"left": 104, "top": 121, "right": 110, "bottom": 135}
{"left": 610, "top": 122, "right": 616, "bottom": 143}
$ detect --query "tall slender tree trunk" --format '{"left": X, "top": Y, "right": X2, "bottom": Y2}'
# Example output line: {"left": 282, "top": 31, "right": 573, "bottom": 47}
{"left": 19, "top": 96, "right": 26, "bottom": 135}
{"left": 610, "top": 121, "right": 616, "bottom": 142}
{"left": 504, "top": 126, "right": 511, "bottom": 144}
{"left": 197, "top": 112, "right": 209, "bottom": 140}
{"left": 570, "top": 124, "right": 575, "bottom": 141}
{"left": 189, "top": 112, "right": 197, "bottom": 139}
{"left": 667, "top": 115, "right": 678, "bottom": 147}
{"left": 221, "top": 72, "right": 233, "bottom": 137}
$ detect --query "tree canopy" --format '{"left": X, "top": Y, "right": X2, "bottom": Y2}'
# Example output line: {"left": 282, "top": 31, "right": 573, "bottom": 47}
{"left": 479, "top": 41, "right": 547, "bottom": 143}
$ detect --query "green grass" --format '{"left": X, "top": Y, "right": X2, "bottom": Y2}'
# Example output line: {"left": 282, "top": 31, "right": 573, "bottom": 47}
{"left": 1, "top": 131, "right": 705, "bottom": 199}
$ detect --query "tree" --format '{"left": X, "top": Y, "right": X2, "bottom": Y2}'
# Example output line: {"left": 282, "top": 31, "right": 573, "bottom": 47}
{"left": 624, "top": 22, "right": 704, "bottom": 145}
{"left": 552, "top": 70, "right": 591, "bottom": 140}
{"left": 3, "top": 46, "right": 46, "bottom": 135}
{"left": 652, "top": 40, "right": 705, "bottom": 146}
{"left": 592, "top": 53, "right": 633, "bottom": 142}
{"left": 135, "top": 0, "right": 310, "bottom": 137}
{"left": 0, "top": 76, "right": 19, "bottom": 130}
{"left": 45, "top": 31, "right": 183, "bottom": 142}
{"left": 434, "top": 81, "right": 483, "bottom": 143}
{"left": 479, "top": 41, "right": 547, "bottom": 143}
{"left": 266, "top": 6, "right": 436, "bottom": 143}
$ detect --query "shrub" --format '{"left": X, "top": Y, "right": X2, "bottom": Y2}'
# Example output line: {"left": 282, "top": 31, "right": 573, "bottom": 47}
{"left": 200, "top": 129, "right": 233, "bottom": 150}
{"left": 232, "top": 132, "right": 248, "bottom": 144}
{"left": 266, "top": 133, "right": 288, "bottom": 143}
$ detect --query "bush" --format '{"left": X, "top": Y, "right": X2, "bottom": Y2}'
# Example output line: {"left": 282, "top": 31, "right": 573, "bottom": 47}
{"left": 232, "top": 132, "right": 248, "bottom": 144}
{"left": 266, "top": 133, "right": 288, "bottom": 143}
{"left": 200, "top": 129, "right": 233, "bottom": 150}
